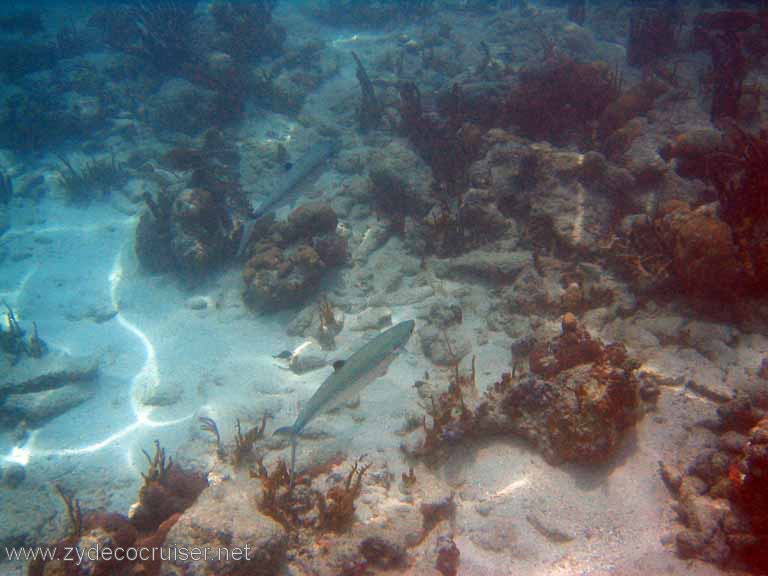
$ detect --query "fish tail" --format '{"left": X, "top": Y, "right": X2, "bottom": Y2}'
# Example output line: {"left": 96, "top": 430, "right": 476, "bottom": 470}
{"left": 289, "top": 437, "right": 297, "bottom": 489}
{"left": 274, "top": 426, "right": 298, "bottom": 486}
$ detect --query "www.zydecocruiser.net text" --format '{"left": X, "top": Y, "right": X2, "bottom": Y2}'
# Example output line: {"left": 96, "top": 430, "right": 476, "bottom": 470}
{"left": 5, "top": 544, "right": 253, "bottom": 565}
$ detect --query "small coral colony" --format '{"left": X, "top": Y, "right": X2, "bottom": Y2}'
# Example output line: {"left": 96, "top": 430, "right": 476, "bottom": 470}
{"left": 1, "top": 0, "right": 768, "bottom": 574}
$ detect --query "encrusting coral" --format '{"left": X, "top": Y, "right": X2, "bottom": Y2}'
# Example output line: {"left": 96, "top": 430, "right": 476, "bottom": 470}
{"left": 241, "top": 202, "right": 348, "bottom": 310}
{"left": 403, "top": 314, "right": 657, "bottom": 465}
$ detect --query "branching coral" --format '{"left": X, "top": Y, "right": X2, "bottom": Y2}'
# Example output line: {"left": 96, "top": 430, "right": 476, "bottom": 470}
{"left": 198, "top": 412, "right": 269, "bottom": 467}
{"left": 601, "top": 221, "right": 673, "bottom": 296}
{"left": 0, "top": 10, "right": 44, "bottom": 35}
{"left": 32, "top": 446, "right": 192, "bottom": 576}
{"left": 622, "top": 124, "right": 768, "bottom": 300}
{"left": 310, "top": 0, "right": 433, "bottom": 29}
{"left": 252, "top": 456, "right": 371, "bottom": 534}
{"left": 352, "top": 51, "right": 382, "bottom": 132}
{"left": 316, "top": 297, "right": 342, "bottom": 351}
{"left": 626, "top": 6, "right": 680, "bottom": 68}
{"left": 0, "top": 169, "right": 12, "bottom": 204}
{"left": 131, "top": 440, "right": 207, "bottom": 533}
{"left": 414, "top": 357, "right": 479, "bottom": 459}
{"left": 131, "top": 1, "right": 198, "bottom": 73}
{"left": 369, "top": 167, "right": 413, "bottom": 235}
{"left": 54, "top": 484, "right": 83, "bottom": 538}
{"left": 199, "top": 416, "right": 224, "bottom": 458}
{"left": 708, "top": 124, "right": 768, "bottom": 294}
{"left": 233, "top": 414, "right": 268, "bottom": 467}
{"left": 567, "top": 0, "right": 586, "bottom": 26}
{"left": 1, "top": 302, "right": 47, "bottom": 365}
{"left": 1, "top": 89, "right": 75, "bottom": 152}
{"left": 89, "top": 2, "right": 197, "bottom": 73}
{"left": 401, "top": 466, "right": 417, "bottom": 489}
{"left": 317, "top": 457, "right": 372, "bottom": 533}
{"left": 141, "top": 439, "right": 174, "bottom": 485}
{"left": 211, "top": 0, "right": 284, "bottom": 63}
{"left": 399, "top": 81, "right": 474, "bottom": 202}
{"left": 693, "top": 11, "right": 763, "bottom": 122}
{"left": 252, "top": 457, "right": 298, "bottom": 529}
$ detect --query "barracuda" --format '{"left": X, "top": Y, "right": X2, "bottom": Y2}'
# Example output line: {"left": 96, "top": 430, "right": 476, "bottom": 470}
{"left": 275, "top": 320, "right": 415, "bottom": 484}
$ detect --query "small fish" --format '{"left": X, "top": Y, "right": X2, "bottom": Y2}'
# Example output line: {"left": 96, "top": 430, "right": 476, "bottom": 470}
{"left": 275, "top": 320, "right": 415, "bottom": 484}
{"left": 273, "top": 350, "right": 293, "bottom": 360}
{"left": 283, "top": 162, "right": 294, "bottom": 171}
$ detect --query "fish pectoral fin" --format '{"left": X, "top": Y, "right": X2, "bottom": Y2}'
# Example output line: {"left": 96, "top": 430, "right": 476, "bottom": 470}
{"left": 273, "top": 426, "right": 295, "bottom": 437}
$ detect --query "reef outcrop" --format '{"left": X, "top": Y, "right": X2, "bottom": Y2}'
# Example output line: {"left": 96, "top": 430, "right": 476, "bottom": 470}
{"left": 618, "top": 125, "right": 768, "bottom": 300}
{"left": 30, "top": 441, "right": 206, "bottom": 576}
{"left": 135, "top": 131, "right": 249, "bottom": 283}
{"left": 403, "top": 315, "right": 656, "bottom": 465}
{"left": 662, "top": 394, "right": 768, "bottom": 571}
{"left": 241, "top": 202, "right": 348, "bottom": 310}
{"left": 161, "top": 476, "right": 287, "bottom": 576}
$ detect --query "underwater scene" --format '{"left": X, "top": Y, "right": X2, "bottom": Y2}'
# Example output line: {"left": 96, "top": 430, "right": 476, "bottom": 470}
{"left": 1, "top": 0, "right": 768, "bottom": 574}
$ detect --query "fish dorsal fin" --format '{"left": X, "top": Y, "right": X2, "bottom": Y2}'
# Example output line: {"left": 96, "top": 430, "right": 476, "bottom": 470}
{"left": 333, "top": 360, "right": 346, "bottom": 372}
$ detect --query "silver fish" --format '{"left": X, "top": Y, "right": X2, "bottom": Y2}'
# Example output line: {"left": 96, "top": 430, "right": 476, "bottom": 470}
{"left": 275, "top": 320, "right": 415, "bottom": 483}
{"left": 236, "top": 138, "right": 340, "bottom": 259}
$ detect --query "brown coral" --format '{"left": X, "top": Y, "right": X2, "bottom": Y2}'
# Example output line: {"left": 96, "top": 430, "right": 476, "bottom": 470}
{"left": 317, "top": 457, "right": 371, "bottom": 533}
{"left": 242, "top": 204, "right": 347, "bottom": 310}
{"left": 252, "top": 456, "right": 371, "bottom": 534}
{"left": 130, "top": 440, "right": 207, "bottom": 533}
{"left": 404, "top": 317, "right": 653, "bottom": 465}
{"left": 506, "top": 55, "right": 622, "bottom": 148}
{"left": 655, "top": 201, "right": 743, "bottom": 298}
